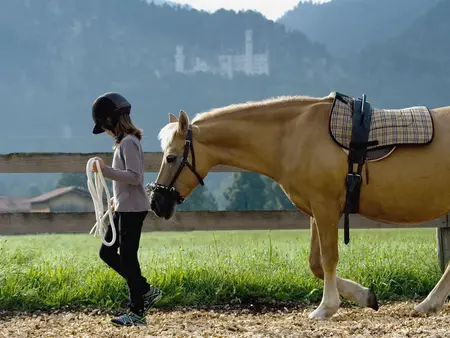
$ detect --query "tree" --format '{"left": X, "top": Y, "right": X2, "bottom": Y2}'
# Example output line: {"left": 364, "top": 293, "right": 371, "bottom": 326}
{"left": 178, "top": 185, "right": 218, "bottom": 211}
{"left": 223, "top": 172, "right": 270, "bottom": 210}
{"left": 27, "top": 184, "right": 42, "bottom": 198}
{"left": 56, "top": 173, "right": 113, "bottom": 192}
{"left": 56, "top": 173, "right": 88, "bottom": 190}
{"left": 222, "top": 172, "right": 298, "bottom": 211}
{"left": 262, "top": 176, "right": 297, "bottom": 210}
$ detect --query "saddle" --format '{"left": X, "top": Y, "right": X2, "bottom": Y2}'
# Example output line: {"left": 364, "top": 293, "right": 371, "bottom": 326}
{"left": 328, "top": 92, "right": 434, "bottom": 244}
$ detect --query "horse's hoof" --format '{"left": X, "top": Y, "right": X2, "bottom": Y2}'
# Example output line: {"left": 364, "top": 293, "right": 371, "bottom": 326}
{"left": 308, "top": 305, "right": 338, "bottom": 320}
{"left": 367, "top": 288, "right": 379, "bottom": 311}
{"left": 414, "top": 300, "right": 441, "bottom": 314}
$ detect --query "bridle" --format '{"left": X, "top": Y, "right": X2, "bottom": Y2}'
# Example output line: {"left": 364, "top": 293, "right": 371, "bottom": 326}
{"left": 148, "top": 124, "right": 204, "bottom": 204}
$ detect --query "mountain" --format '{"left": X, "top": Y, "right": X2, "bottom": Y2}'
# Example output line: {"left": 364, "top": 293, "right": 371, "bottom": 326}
{"left": 346, "top": 0, "right": 450, "bottom": 108}
{"left": 4, "top": 0, "right": 448, "bottom": 199}
{"left": 278, "top": 0, "right": 441, "bottom": 58}
{"left": 147, "top": 0, "right": 192, "bottom": 9}
{"left": 1, "top": 0, "right": 339, "bottom": 154}
{"left": 0, "top": 0, "right": 340, "bottom": 197}
{"left": 359, "top": 0, "right": 450, "bottom": 73}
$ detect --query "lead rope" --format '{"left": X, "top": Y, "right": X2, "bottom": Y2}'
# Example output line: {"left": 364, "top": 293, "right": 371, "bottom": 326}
{"left": 86, "top": 158, "right": 116, "bottom": 246}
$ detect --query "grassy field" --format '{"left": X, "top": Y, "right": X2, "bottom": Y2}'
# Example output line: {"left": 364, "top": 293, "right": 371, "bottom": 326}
{"left": 0, "top": 228, "right": 442, "bottom": 311}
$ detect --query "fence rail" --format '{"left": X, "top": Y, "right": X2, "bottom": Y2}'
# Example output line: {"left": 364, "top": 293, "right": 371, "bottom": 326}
{"left": 0, "top": 152, "right": 244, "bottom": 173}
{"left": 2, "top": 210, "right": 446, "bottom": 234}
{"left": 1, "top": 152, "right": 449, "bottom": 272}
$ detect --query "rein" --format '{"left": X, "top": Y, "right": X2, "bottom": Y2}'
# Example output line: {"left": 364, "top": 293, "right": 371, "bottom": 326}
{"left": 86, "top": 158, "right": 116, "bottom": 246}
{"left": 149, "top": 124, "right": 204, "bottom": 204}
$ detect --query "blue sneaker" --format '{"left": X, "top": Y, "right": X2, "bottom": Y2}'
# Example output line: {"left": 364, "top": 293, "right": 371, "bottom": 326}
{"left": 143, "top": 286, "right": 162, "bottom": 312}
{"left": 110, "top": 311, "right": 146, "bottom": 327}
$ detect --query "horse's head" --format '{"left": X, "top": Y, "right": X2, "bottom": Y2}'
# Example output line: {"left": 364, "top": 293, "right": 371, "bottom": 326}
{"left": 148, "top": 110, "right": 213, "bottom": 219}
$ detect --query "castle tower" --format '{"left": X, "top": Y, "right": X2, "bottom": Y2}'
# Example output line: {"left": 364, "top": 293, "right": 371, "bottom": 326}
{"left": 175, "top": 45, "right": 185, "bottom": 73}
{"left": 244, "top": 29, "right": 253, "bottom": 75}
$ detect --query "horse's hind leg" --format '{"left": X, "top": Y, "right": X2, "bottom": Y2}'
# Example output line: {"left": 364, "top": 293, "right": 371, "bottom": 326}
{"left": 309, "top": 217, "right": 379, "bottom": 310}
{"left": 415, "top": 262, "right": 450, "bottom": 313}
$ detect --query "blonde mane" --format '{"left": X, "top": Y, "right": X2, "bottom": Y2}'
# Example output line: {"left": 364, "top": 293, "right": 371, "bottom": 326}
{"left": 192, "top": 94, "right": 331, "bottom": 123}
{"left": 158, "top": 93, "right": 335, "bottom": 151}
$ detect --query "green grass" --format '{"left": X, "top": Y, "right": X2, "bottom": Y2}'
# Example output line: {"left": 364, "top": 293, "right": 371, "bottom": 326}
{"left": 0, "top": 228, "right": 442, "bottom": 311}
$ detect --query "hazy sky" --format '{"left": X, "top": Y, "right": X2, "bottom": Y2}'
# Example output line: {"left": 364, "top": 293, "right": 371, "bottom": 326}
{"left": 171, "top": 0, "right": 328, "bottom": 21}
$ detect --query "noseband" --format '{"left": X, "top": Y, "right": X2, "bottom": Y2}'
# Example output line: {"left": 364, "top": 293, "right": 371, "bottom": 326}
{"left": 148, "top": 124, "right": 204, "bottom": 204}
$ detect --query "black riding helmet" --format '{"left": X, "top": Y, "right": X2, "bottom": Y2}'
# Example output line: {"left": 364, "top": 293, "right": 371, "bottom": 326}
{"left": 92, "top": 92, "right": 131, "bottom": 134}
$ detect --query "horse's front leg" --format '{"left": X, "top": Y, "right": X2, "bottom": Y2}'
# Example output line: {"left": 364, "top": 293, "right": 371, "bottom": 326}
{"left": 308, "top": 202, "right": 341, "bottom": 320}
{"left": 309, "top": 216, "right": 379, "bottom": 310}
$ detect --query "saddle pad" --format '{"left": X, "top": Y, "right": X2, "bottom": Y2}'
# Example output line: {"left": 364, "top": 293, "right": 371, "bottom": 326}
{"left": 329, "top": 93, "right": 434, "bottom": 150}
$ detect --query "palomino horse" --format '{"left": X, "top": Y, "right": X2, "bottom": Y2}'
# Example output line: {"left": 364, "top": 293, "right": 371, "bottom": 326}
{"left": 148, "top": 91, "right": 450, "bottom": 320}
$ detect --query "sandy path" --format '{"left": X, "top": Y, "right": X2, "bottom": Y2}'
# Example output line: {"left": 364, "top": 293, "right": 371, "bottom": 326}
{"left": 1, "top": 302, "right": 450, "bottom": 337}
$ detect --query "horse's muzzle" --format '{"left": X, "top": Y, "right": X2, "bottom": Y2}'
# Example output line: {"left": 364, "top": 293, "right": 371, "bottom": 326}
{"left": 149, "top": 190, "right": 177, "bottom": 220}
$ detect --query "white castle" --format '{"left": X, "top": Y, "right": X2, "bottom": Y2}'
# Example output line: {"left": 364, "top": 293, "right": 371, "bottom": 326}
{"left": 174, "top": 29, "right": 270, "bottom": 79}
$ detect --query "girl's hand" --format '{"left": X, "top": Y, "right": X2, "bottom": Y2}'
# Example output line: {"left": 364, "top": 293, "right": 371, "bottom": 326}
{"left": 92, "top": 157, "right": 105, "bottom": 173}
{"left": 110, "top": 197, "right": 115, "bottom": 212}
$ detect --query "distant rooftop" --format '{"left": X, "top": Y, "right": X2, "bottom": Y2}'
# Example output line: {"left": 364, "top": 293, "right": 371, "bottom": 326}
{"left": 0, "top": 186, "right": 92, "bottom": 213}
{"left": 27, "top": 186, "right": 90, "bottom": 203}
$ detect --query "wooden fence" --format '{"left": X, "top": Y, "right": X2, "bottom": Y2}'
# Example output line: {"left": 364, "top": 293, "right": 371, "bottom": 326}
{"left": 1, "top": 152, "right": 450, "bottom": 272}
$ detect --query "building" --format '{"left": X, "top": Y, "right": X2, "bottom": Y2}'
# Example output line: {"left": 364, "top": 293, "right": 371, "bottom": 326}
{"left": 174, "top": 45, "right": 185, "bottom": 73}
{"left": 218, "top": 29, "right": 270, "bottom": 79}
{"left": 174, "top": 29, "right": 270, "bottom": 79}
{"left": 0, "top": 197, "right": 31, "bottom": 213}
{"left": 27, "top": 186, "right": 106, "bottom": 213}
{"left": 0, "top": 186, "right": 109, "bottom": 214}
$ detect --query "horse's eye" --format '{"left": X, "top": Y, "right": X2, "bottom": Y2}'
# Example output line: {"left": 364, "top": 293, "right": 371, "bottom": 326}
{"left": 166, "top": 155, "right": 176, "bottom": 163}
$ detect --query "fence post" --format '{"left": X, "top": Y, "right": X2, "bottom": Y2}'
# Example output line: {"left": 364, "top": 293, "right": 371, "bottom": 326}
{"left": 437, "top": 214, "right": 450, "bottom": 273}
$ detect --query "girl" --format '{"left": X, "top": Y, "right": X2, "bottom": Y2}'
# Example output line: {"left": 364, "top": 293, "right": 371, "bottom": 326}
{"left": 91, "top": 92, "right": 162, "bottom": 326}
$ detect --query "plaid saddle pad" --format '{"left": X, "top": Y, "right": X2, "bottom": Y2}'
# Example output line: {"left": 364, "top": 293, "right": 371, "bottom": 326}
{"left": 329, "top": 93, "right": 434, "bottom": 150}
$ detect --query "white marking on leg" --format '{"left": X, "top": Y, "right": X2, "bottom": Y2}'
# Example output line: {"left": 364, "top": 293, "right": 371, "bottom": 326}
{"left": 308, "top": 206, "right": 341, "bottom": 320}
{"left": 415, "top": 264, "right": 450, "bottom": 313}
{"left": 309, "top": 265, "right": 340, "bottom": 320}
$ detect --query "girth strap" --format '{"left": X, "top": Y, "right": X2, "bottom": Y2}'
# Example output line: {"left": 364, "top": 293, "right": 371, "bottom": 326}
{"left": 343, "top": 94, "right": 378, "bottom": 244}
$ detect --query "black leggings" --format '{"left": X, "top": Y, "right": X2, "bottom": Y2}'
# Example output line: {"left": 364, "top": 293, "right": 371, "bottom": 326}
{"left": 99, "top": 211, "right": 150, "bottom": 314}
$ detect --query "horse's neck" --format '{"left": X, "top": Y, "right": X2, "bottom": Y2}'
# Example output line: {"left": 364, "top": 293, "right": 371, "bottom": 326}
{"left": 194, "top": 96, "right": 334, "bottom": 181}
{"left": 196, "top": 114, "right": 289, "bottom": 181}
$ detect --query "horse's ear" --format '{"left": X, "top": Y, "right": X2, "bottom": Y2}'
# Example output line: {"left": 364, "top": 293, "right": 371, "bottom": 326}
{"left": 168, "top": 113, "right": 178, "bottom": 123}
{"left": 178, "top": 110, "right": 189, "bottom": 134}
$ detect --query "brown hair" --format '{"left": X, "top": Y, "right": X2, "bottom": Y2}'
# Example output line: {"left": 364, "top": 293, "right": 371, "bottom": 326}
{"left": 113, "top": 114, "right": 143, "bottom": 148}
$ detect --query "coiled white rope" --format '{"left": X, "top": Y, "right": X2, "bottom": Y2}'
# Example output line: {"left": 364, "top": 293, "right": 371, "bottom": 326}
{"left": 86, "top": 158, "right": 116, "bottom": 246}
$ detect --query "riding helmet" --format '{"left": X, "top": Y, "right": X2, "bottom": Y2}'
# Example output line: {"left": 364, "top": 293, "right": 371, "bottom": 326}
{"left": 92, "top": 92, "right": 131, "bottom": 134}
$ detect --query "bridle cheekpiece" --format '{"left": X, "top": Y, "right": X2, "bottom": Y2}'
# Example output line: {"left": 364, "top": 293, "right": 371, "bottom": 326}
{"left": 147, "top": 124, "right": 204, "bottom": 204}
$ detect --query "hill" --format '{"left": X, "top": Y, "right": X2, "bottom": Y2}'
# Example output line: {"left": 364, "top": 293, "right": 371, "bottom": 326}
{"left": 147, "top": 0, "right": 192, "bottom": 8}
{"left": 0, "top": 0, "right": 339, "bottom": 154}
{"left": 347, "top": 0, "right": 450, "bottom": 108}
{"left": 0, "top": 0, "right": 340, "bottom": 197}
{"left": 278, "top": 0, "right": 440, "bottom": 58}
{"left": 4, "top": 0, "right": 449, "bottom": 200}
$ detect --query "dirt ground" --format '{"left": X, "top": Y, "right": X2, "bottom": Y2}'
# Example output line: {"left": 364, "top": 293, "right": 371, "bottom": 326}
{"left": 1, "top": 301, "right": 450, "bottom": 338}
